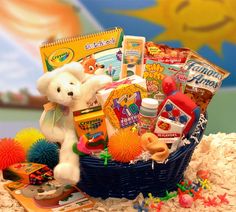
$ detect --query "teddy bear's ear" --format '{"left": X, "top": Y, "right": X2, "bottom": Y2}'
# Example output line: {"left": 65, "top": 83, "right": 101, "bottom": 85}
{"left": 63, "top": 62, "right": 87, "bottom": 82}
{"left": 37, "top": 71, "right": 56, "bottom": 95}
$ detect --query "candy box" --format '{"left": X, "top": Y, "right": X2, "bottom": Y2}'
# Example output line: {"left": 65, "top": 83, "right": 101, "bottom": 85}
{"left": 73, "top": 106, "right": 107, "bottom": 141}
{"left": 3, "top": 163, "right": 53, "bottom": 185}
{"left": 154, "top": 116, "right": 185, "bottom": 153}
{"left": 96, "top": 75, "right": 147, "bottom": 137}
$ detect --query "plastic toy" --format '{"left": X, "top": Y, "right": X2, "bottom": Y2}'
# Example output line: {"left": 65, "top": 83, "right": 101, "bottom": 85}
{"left": 76, "top": 135, "right": 92, "bottom": 155}
{"left": 179, "top": 193, "right": 193, "bottom": 208}
{"left": 158, "top": 76, "right": 200, "bottom": 137}
{"left": 145, "top": 193, "right": 161, "bottom": 205}
{"left": 198, "top": 178, "right": 211, "bottom": 190}
{"left": 196, "top": 170, "right": 210, "bottom": 180}
{"left": 149, "top": 201, "right": 163, "bottom": 212}
{"left": 160, "top": 191, "right": 177, "bottom": 201}
{"left": 192, "top": 188, "right": 203, "bottom": 201}
{"left": 133, "top": 201, "right": 148, "bottom": 212}
{"left": 27, "top": 139, "right": 59, "bottom": 169}
{"left": 0, "top": 138, "right": 26, "bottom": 180}
{"left": 217, "top": 193, "right": 229, "bottom": 205}
{"left": 203, "top": 197, "right": 218, "bottom": 207}
{"left": 108, "top": 128, "right": 142, "bottom": 163}
{"left": 99, "top": 148, "right": 112, "bottom": 166}
{"left": 15, "top": 128, "right": 45, "bottom": 152}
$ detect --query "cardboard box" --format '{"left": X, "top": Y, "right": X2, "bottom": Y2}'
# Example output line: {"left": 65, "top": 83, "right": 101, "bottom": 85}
{"left": 96, "top": 75, "right": 147, "bottom": 137}
{"left": 73, "top": 106, "right": 107, "bottom": 139}
{"left": 4, "top": 163, "right": 52, "bottom": 185}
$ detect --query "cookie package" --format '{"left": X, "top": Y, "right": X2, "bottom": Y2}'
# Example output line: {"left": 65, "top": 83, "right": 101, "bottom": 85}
{"left": 183, "top": 52, "right": 230, "bottom": 113}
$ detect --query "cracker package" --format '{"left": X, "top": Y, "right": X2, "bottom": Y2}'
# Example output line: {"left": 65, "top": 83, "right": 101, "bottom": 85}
{"left": 183, "top": 52, "right": 230, "bottom": 113}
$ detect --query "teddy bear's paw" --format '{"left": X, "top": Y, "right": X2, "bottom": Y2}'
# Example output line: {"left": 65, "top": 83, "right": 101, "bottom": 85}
{"left": 98, "top": 75, "right": 112, "bottom": 87}
{"left": 54, "top": 163, "right": 80, "bottom": 185}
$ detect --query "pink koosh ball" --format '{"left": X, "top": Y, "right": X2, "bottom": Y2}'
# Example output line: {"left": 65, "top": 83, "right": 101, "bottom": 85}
{"left": 162, "top": 76, "right": 177, "bottom": 95}
{"left": 179, "top": 194, "right": 193, "bottom": 208}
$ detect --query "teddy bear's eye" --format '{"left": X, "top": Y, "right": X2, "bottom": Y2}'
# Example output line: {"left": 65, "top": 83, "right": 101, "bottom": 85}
{"left": 57, "top": 87, "right": 61, "bottom": 93}
{"left": 70, "top": 82, "right": 74, "bottom": 85}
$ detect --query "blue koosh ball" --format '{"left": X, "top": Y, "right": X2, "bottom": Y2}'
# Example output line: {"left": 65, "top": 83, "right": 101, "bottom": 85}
{"left": 27, "top": 139, "right": 59, "bottom": 169}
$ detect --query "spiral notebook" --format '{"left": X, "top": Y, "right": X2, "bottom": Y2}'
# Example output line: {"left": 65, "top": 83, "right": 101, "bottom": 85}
{"left": 40, "top": 27, "right": 124, "bottom": 76}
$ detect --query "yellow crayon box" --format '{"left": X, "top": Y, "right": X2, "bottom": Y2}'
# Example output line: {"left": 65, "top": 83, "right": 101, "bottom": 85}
{"left": 3, "top": 163, "right": 51, "bottom": 185}
{"left": 73, "top": 106, "right": 107, "bottom": 139}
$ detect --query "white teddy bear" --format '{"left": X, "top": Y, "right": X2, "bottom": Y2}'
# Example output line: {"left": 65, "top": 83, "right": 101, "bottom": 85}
{"left": 37, "top": 62, "right": 112, "bottom": 185}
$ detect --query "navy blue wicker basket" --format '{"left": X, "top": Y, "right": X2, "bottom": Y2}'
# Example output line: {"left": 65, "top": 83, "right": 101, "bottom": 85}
{"left": 78, "top": 114, "right": 207, "bottom": 200}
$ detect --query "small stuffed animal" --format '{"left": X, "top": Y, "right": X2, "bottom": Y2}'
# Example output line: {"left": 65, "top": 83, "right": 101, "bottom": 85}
{"left": 37, "top": 62, "right": 112, "bottom": 184}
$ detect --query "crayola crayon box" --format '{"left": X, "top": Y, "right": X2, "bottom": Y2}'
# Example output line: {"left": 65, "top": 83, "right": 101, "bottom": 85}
{"left": 73, "top": 106, "right": 107, "bottom": 140}
{"left": 40, "top": 27, "right": 124, "bottom": 81}
{"left": 3, "top": 162, "right": 53, "bottom": 185}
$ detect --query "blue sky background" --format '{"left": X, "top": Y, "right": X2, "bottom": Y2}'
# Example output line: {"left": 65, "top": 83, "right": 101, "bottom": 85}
{"left": 0, "top": 31, "right": 42, "bottom": 95}
{"left": 0, "top": 0, "right": 235, "bottom": 97}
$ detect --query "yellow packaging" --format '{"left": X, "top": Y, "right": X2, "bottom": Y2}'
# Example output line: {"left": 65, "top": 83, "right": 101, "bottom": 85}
{"left": 73, "top": 106, "right": 107, "bottom": 139}
{"left": 4, "top": 163, "right": 47, "bottom": 184}
{"left": 121, "top": 35, "right": 145, "bottom": 78}
{"left": 40, "top": 27, "right": 124, "bottom": 72}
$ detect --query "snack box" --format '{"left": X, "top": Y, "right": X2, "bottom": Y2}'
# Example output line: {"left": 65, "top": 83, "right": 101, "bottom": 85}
{"left": 154, "top": 116, "right": 185, "bottom": 153}
{"left": 96, "top": 75, "right": 147, "bottom": 137}
{"left": 3, "top": 163, "right": 53, "bottom": 185}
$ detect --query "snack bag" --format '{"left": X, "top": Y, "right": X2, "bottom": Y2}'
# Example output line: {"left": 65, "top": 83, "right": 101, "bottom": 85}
{"left": 183, "top": 52, "right": 230, "bottom": 113}
{"left": 144, "top": 59, "right": 189, "bottom": 101}
{"left": 145, "top": 42, "right": 189, "bottom": 65}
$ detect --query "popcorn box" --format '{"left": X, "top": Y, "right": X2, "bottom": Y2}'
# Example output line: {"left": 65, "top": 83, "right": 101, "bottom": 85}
{"left": 3, "top": 163, "right": 52, "bottom": 185}
{"left": 96, "top": 75, "right": 147, "bottom": 137}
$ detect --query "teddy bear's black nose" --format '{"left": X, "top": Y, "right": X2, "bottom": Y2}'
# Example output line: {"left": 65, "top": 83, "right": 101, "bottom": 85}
{"left": 67, "top": 91, "right": 73, "bottom": 96}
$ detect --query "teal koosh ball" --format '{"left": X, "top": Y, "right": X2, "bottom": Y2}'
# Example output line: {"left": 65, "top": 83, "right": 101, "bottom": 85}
{"left": 27, "top": 139, "right": 59, "bottom": 169}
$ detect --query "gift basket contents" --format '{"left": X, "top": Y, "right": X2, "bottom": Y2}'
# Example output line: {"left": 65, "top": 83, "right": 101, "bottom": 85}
{"left": 37, "top": 27, "right": 230, "bottom": 200}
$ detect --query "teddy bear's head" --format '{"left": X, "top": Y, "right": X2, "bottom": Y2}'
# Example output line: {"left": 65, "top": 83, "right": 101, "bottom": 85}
{"left": 37, "top": 62, "right": 87, "bottom": 106}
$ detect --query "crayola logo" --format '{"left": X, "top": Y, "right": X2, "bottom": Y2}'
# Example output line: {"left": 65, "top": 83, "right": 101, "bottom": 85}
{"left": 48, "top": 48, "right": 74, "bottom": 67}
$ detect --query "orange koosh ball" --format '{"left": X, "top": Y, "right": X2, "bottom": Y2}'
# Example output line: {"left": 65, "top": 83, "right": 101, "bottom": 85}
{"left": 108, "top": 128, "right": 142, "bottom": 163}
{"left": 0, "top": 138, "right": 26, "bottom": 170}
